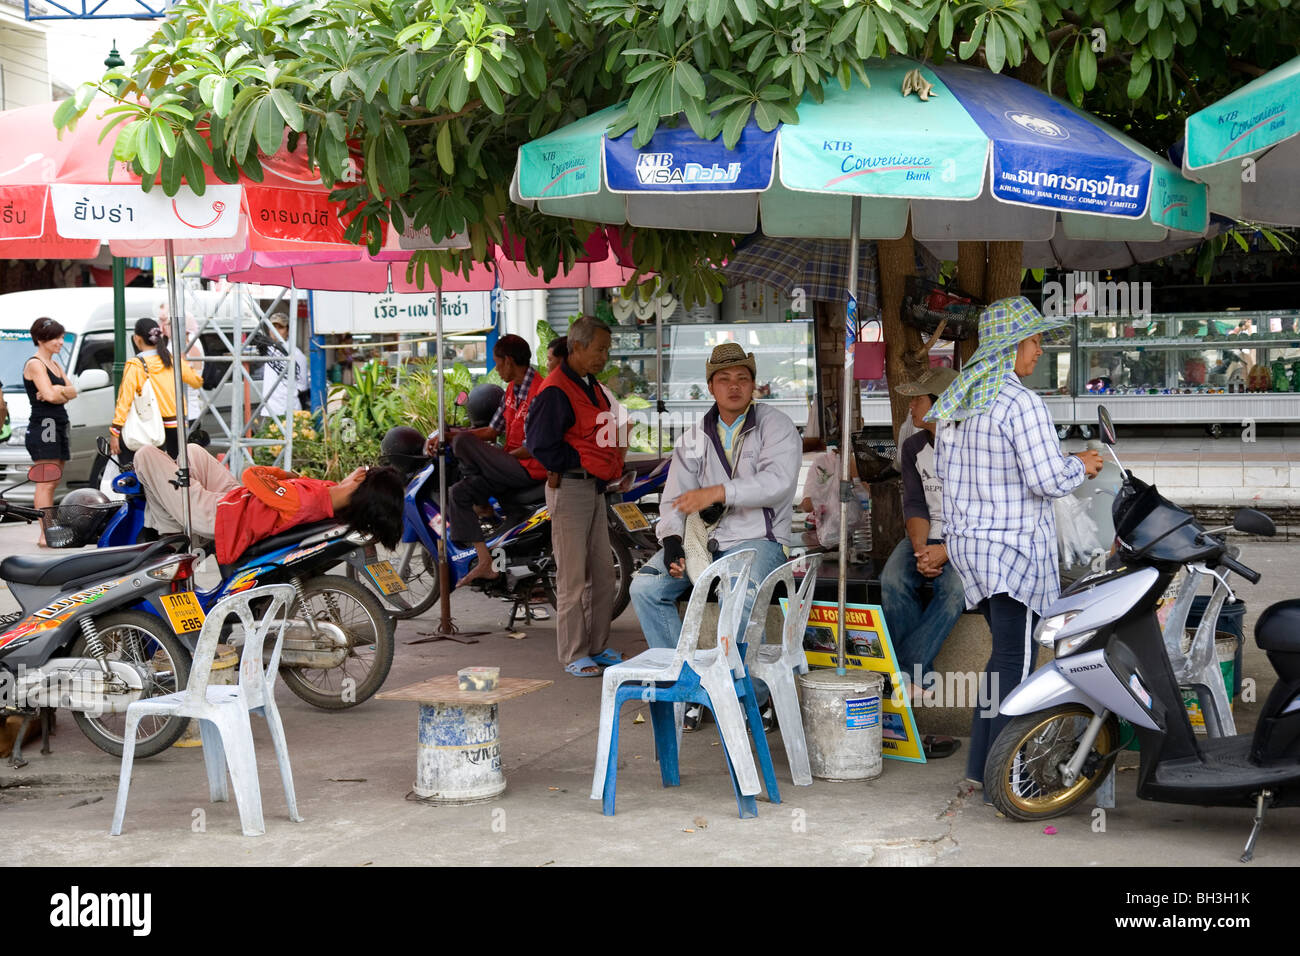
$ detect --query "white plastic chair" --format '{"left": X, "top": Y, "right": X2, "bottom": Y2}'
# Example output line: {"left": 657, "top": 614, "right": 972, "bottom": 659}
{"left": 111, "top": 584, "right": 301, "bottom": 837}
{"left": 593, "top": 550, "right": 768, "bottom": 815}
{"left": 741, "top": 554, "right": 823, "bottom": 786}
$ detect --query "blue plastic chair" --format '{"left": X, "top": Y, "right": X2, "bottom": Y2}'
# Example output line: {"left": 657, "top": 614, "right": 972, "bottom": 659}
{"left": 592, "top": 550, "right": 781, "bottom": 817}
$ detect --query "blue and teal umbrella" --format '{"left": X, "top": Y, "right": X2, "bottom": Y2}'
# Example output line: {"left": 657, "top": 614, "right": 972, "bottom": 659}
{"left": 514, "top": 58, "right": 1208, "bottom": 244}
{"left": 1182, "top": 55, "right": 1300, "bottom": 225}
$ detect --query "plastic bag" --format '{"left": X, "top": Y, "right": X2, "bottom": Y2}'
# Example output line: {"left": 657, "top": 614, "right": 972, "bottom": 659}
{"left": 1054, "top": 494, "right": 1102, "bottom": 570}
{"left": 99, "top": 455, "right": 125, "bottom": 502}
{"left": 802, "top": 450, "right": 861, "bottom": 549}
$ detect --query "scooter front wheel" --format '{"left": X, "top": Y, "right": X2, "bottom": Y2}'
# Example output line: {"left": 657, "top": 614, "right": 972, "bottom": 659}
{"left": 985, "top": 705, "right": 1120, "bottom": 821}
{"left": 71, "top": 610, "right": 192, "bottom": 758}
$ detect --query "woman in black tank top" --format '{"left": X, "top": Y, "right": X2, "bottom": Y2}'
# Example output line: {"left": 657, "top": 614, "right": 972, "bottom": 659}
{"left": 24, "top": 316, "right": 77, "bottom": 546}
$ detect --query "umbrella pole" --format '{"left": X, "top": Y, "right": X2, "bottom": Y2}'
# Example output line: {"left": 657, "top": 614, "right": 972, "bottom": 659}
{"left": 164, "top": 241, "right": 192, "bottom": 542}
{"left": 836, "top": 197, "right": 862, "bottom": 676}
{"left": 411, "top": 286, "right": 482, "bottom": 646}
{"left": 656, "top": 304, "right": 664, "bottom": 459}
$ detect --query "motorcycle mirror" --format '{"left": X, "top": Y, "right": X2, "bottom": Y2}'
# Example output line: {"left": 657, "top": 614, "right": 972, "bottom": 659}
{"left": 1097, "top": 406, "right": 1117, "bottom": 446}
{"left": 1233, "top": 508, "right": 1276, "bottom": 537}
{"left": 27, "top": 462, "right": 62, "bottom": 483}
{"left": 96, "top": 435, "right": 112, "bottom": 457}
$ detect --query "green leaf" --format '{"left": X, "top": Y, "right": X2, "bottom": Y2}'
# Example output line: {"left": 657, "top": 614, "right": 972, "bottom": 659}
{"left": 722, "top": 102, "right": 750, "bottom": 149}
{"left": 985, "top": 18, "right": 1006, "bottom": 72}
{"left": 448, "top": 66, "right": 470, "bottom": 111}
{"left": 1066, "top": 45, "right": 1082, "bottom": 104}
{"left": 1151, "top": 21, "right": 1174, "bottom": 58}
{"left": 182, "top": 126, "right": 214, "bottom": 167}
{"left": 477, "top": 75, "right": 505, "bottom": 115}
{"left": 549, "top": 0, "right": 572, "bottom": 34}
{"left": 1147, "top": 0, "right": 1163, "bottom": 29}
{"left": 877, "top": 10, "right": 908, "bottom": 53}
{"left": 1079, "top": 37, "right": 1097, "bottom": 88}
{"left": 526, "top": 0, "right": 548, "bottom": 31}
{"left": 465, "top": 46, "right": 483, "bottom": 83}
{"left": 138, "top": 123, "right": 161, "bottom": 173}
{"left": 674, "top": 60, "right": 706, "bottom": 98}
{"left": 754, "top": 99, "right": 780, "bottom": 130}
{"left": 254, "top": 94, "right": 284, "bottom": 154}
{"left": 958, "top": 16, "right": 986, "bottom": 60}
{"left": 856, "top": 9, "right": 879, "bottom": 59}
{"left": 829, "top": 6, "right": 862, "bottom": 44}
{"left": 215, "top": 77, "right": 235, "bottom": 118}
{"left": 626, "top": 60, "right": 667, "bottom": 83}
{"left": 427, "top": 61, "right": 456, "bottom": 111}
{"left": 706, "top": 0, "right": 727, "bottom": 30}
{"left": 269, "top": 88, "right": 304, "bottom": 130}
{"left": 161, "top": 145, "right": 183, "bottom": 196}
{"left": 51, "top": 97, "right": 77, "bottom": 131}
{"left": 939, "top": 3, "right": 954, "bottom": 47}
{"left": 434, "top": 120, "right": 454, "bottom": 174}
{"left": 733, "top": 0, "right": 757, "bottom": 22}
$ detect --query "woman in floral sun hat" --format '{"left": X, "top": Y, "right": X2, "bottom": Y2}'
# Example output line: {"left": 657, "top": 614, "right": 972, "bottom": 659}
{"left": 927, "top": 296, "right": 1103, "bottom": 791}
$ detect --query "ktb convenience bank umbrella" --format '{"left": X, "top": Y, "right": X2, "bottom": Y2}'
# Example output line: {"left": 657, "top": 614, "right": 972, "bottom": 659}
{"left": 1182, "top": 54, "right": 1300, "bottom": 225}
{"left": 0, "top": 99, "right": 356, "bottom": 537}
{"left": 514, "top": 56, "right": 1211, "bottom": 672}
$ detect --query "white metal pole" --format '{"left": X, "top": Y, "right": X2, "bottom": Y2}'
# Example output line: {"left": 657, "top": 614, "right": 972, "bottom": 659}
{"left": 164, "top": 241, "right": 192, "bottom": 540}
{"left": 836, "top": 197, "right": 862, "bottom": 676}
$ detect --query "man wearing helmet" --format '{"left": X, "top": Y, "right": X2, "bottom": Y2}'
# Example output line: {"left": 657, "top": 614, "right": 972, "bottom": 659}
{"left": 433, "top": 334, "right": 545, "bottom": 587}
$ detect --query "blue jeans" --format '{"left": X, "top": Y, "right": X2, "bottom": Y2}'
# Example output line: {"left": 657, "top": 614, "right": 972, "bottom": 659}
{"left": 630, "top": 538, "right": 788, "bottom": 705}
{"left": 880, "top": 537, "right": 967, "bottom": 686}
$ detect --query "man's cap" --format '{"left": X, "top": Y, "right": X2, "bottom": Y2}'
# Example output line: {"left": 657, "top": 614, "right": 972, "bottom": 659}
{"left": 271, "top": 315, "right": 289, "bottom": 328}
{"left": 706, "top": 342, "right": 757, "bottom": 381}
{"left": 894, "top": 366, "right": 958, "bottom": 397}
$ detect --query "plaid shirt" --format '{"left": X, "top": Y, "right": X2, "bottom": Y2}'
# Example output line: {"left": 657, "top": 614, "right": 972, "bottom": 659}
{"left": 489, "top": 367, "right": 536, "bottom": 435}
{"left": 934, "top": 376, "right": 1085, "bottom": 617}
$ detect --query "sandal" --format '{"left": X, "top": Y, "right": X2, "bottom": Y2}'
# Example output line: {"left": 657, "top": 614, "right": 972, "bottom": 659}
{"left": 564, "top": 656, "right": 601, "bottom": 678}
{"left": 922, "top": 735, "right": 961, "bottom": 759}
{"left": 591, "top": 649, "right": 622, "bottom": 666}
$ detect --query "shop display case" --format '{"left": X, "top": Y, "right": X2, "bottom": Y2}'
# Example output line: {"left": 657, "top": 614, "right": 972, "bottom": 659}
{"left": 1074, "top": 309, "right": 1300, "bottom": 429}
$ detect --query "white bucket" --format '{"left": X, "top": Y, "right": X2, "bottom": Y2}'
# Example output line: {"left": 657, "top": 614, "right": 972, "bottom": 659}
{"left": 414, "top": 702, "right": 506, "bottom": 803}
{"left": 797, "top": 670, "right": 884, "bottom": 781}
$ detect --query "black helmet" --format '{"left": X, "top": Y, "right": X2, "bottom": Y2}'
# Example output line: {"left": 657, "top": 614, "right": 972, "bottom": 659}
{"left": 466, "top": 383, "right": 504, "bottom": 428}
{"left": 381, "top": 425, "right": 427, "bottom": 475}
{"left": 56, "top": 488, "right": 118, "bottom": 546}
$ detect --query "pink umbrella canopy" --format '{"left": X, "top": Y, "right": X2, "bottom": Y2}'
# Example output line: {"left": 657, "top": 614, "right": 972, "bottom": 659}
{"left": 0, "top": 98, "right": 358, "bottom": 258}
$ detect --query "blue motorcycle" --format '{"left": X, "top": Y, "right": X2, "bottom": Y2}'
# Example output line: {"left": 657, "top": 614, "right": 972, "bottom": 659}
{"left": 358, "top": 441, "right": 667, "bottom": 630}
{"left": 56, "top": 439, "right": 396, "bottom": 710}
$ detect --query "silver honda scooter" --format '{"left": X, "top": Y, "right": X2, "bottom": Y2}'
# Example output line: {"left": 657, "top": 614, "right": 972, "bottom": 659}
{"left": 985, "top": 407, "right": 1300, "bottom": 862}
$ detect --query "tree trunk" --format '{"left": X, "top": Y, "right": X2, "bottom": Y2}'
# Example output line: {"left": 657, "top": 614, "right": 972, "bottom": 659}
{"left": 986, "top": 240, "right": 1024, "bottom": 301}
{"left": 878, "top": 222, "right": 922, "bottom": 440}
{"left": 955, "top": 241, "right": 987, "bottom": 366}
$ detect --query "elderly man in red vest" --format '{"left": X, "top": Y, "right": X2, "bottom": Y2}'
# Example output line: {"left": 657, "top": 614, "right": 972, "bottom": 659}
{"left": 440, "top": 334, "right": 547, "bottom": 587}
{"left": 525, "top": 315, "right": 626, "bottom": 677}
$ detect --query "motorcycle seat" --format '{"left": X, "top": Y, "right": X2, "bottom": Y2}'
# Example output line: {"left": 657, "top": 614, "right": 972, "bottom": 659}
{"left": 221, "top": 519, "right": 345, "bottom": 575}
{"left": 0, "top": 535, "right": 187, "bottom": 588}
{"left": 499, "top": 483, "right": 546, "bottom": 508}
{"left": 1256, "top": 599, "right": 1300, "bottom": 653}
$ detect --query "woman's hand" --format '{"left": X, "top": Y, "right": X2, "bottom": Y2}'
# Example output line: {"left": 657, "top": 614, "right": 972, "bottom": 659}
{"left": 61, "top": 383, "right": 77, "bottom": 401}
{"left": 109, "top": 433, "right": 120, "bottom": 456}
{"left": 1073, "top": 449, "right": 1103, "bottom": 478}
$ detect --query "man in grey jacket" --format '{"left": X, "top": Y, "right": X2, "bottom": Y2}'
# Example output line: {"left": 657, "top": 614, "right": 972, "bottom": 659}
{"left": 630, "top": 343, "right": 801, "bottom": 699}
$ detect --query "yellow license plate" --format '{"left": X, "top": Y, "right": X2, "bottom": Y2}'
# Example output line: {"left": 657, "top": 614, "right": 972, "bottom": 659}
{"left": 365, "top": 560, "right": 408, "bottom": 595}
{"left": 612, "top": 502, "right": 650, "bottom": 532}
{"left": 160, "top": 591, "right": 206, "bottom": 634}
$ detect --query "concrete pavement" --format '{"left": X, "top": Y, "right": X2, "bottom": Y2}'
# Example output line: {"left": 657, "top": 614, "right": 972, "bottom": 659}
{"left": 0, "top": 519, "right": 1297, "bottom": 867}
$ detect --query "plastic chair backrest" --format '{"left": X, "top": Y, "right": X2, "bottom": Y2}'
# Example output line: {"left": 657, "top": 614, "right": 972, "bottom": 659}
{"left": 741, "top": 554, "right": 823, "bottom": 655}
{"left": 180, "top": 584, "right": 295, "bottom": 710}
{"left": 674, "top": 550, "right": 756, "bottom": 677}
{"left": 230, "top": 584, "right": 296, "bottom": 712}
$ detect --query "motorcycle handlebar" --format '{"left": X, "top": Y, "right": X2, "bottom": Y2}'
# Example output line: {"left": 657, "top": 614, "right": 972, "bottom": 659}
{"left": 0, "top": 499, "right": 44, "bottom": 523}
{"left": 1218, "top": 553, "right": 1261, "bottom": 585}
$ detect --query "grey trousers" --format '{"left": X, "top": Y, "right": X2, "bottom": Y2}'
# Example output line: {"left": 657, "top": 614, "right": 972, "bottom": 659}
{"left": 545, "top": 477, "right": 612, "bottom": 666}
{"left": 134, "top": 443, "right": 238, "bottom": 539}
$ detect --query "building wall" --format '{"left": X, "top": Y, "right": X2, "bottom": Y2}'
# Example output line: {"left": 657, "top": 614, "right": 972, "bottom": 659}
{"left": 0, "top": 11, "right": 50, "bottom": 109}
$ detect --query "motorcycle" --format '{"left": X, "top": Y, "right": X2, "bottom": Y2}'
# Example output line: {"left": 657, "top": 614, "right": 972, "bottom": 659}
{"left": 607, "top": 455, "right": 670, "bottom": 570}
{"left": 356, "top": 440, "right": 645, "bottom": 631}
{"left": 64, "top": 438, "right": 396, "bottom": 711}
{"left": 985, "top": 406, "right": 1300, "bottom": 862}
{"left": 0, "top": 464, "right": 197, "bottom": 764}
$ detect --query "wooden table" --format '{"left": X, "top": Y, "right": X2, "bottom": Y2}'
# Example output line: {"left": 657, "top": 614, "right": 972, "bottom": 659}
{"left": 378, "top": 676, "right": 552, "bottom": 804}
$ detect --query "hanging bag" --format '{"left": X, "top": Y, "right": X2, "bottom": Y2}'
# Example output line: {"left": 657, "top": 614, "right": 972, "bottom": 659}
{"left": 122, "top": 359, "right": 166, "bottom": 450}
{"left": 853, "top": 317, "right": 886, "bottom": 381}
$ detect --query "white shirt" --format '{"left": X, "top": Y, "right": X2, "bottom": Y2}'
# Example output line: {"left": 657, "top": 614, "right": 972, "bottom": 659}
{"left": 261, "top": 345, "right": 308, "bottom": 417}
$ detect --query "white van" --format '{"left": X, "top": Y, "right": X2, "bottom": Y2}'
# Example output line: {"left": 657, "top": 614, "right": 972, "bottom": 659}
{"left": 0, "top": 287, "right": 249, "bottom": 500}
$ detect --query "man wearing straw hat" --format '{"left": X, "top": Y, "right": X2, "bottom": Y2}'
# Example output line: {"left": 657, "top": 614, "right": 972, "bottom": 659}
{"left": 927, "top": 296, "right": 1102, "bottom": 791}
{"left": 630, "top": 342, "right": 800, "bottom": 730}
